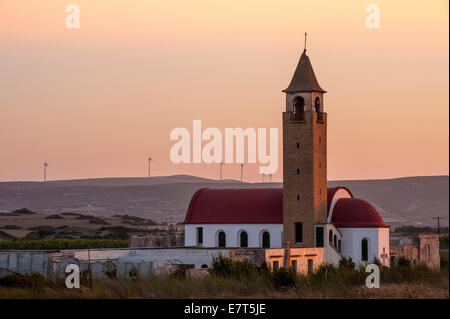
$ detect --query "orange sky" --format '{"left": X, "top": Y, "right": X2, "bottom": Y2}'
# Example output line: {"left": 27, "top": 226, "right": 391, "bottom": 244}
{"left": 0, "top": 0, "right": 448, "bottom": 182}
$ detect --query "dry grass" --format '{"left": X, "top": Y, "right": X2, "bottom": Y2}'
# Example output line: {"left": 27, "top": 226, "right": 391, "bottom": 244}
{"left": 1, "top": 256, "right": 448, "bottom": 299}
{"left": 0, "top": 274, "right": 447, "bottom": 299}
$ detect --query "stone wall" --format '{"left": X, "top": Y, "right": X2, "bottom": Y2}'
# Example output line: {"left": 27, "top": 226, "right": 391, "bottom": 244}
{"left": 390, "top": 233, "right": 440, "bottom": 269}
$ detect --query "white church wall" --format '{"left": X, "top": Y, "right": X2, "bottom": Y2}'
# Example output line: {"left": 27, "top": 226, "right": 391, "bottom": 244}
{"left": 185, "top": 224, "right": 283, "bottom": 248}
{"left": 338, "top": 227, "right": 380, "bottom": 265}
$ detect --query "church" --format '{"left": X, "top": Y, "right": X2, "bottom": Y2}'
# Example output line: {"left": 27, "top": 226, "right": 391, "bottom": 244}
{"left": 184, "top": 46, "right": 390, "bottom": 268}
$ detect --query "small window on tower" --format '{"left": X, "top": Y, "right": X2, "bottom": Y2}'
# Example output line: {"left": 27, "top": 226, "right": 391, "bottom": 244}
{"left": 297, "top": 194, "right": 300, "bottom": 200}
{"left": 296, "top": 168, "right": 300, "bottom": 175}
{"left": 319, "top": 137, "right": 322, "bottom": 143}
{"left": 295, "top": 222, "right": 303, "bottom": 243}
{"left": 297, "top": 142, "right": 300, "bottom": 149}
{"left": 319, "top": 162, "right": 322, "bottom": 168}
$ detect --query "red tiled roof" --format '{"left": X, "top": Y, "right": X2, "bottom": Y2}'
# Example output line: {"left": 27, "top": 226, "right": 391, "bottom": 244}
{"left": 184, "top": 187, "right": 388, "bottom": 229}
{"left": 184, "top": 188, "right": 283, "bottom": 224}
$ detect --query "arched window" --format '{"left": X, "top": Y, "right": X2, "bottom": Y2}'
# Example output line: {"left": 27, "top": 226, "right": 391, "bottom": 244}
{"left": 262, "top": 231, "right": 270, "bottom": 248}
{"left": 329, "top": 230, "right": 333, "bottom": 245}
{"left": 218, "top": 231, "right": 226, "bottom": 248}
{"left": 293, "top": 96, "right": 305, "bottom": 121}
{"left": 361, "top": 238, "right": 369, "bottom": 261}
{"left": 315, "top": 97, "right": 323, "bottom": 122}
{"left": 239, "top": 231, "right": 248, "bottom": 248}
{"left": 338, "top": 239, "right": 342, "bottom": 252}
{"left": 333, "top": 235, "right": 337, "bottom": 249}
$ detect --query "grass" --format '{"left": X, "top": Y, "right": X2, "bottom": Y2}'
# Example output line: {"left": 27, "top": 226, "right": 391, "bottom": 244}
{"left": 0, "top": 256, "right": 447, "bottom": 299}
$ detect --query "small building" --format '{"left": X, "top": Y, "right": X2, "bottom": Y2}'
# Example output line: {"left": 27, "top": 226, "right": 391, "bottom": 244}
{"left": 390, "top": 233, "right": 440, "bottom": 269}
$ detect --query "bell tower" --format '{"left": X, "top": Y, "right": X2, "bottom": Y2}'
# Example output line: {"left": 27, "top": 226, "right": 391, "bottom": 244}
{"left": 282, "top": 41, "right": 327, "bottom": 248}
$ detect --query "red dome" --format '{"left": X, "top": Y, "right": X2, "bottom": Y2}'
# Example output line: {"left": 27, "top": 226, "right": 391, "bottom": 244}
{"left": 184, "top": 188, "right": 283, "bottom": 224}
{"left": 331, "top": 198, "right": 389, "bottom": 228}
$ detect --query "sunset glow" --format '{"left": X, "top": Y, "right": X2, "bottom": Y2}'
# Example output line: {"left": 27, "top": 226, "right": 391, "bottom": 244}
{"left": 0, "top": 0, "right": 448, "bottom": 182}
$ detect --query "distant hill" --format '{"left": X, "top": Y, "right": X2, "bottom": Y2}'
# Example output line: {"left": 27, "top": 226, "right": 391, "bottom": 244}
{"left": 0, "top": 175, "right": 447, "bottom": 228}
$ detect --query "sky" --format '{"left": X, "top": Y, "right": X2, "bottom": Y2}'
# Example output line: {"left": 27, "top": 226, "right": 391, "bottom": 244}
{"left": 0, "top": 0, "right": 448, "bottom": 182}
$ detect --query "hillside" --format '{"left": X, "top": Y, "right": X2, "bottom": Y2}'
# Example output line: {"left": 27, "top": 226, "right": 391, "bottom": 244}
{"left": 0, "top": 175, "right": 448, "bottom": 228}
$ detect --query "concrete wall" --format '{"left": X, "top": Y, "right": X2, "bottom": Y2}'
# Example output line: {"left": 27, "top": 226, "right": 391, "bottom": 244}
{"left": 185, "top": 224, "right": 283, "bottom": 248}
{"left": 0, "top": 248, "right": 232, "bottom": 278}
{"left": 0, "top": 251, "right": 50, "bottom": 277}
{"left": 0, "top": 246, "right": 328, "bottom": 278}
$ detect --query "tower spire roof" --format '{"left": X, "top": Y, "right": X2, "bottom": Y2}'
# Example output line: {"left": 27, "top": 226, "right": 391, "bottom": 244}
{"left": 282, "top": 48, "right": 326, "bottom": 93}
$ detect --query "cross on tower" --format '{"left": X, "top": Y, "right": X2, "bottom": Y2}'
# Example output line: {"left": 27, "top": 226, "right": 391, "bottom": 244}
{"left": 304, "top": 32, "right": 307, "bottom": 51}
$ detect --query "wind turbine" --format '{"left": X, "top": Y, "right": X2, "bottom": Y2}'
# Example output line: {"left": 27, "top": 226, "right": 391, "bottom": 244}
{"left": 148, "top": 156, "right": 154, "bottom": 177}
{"left": 43, "top": 161, "right": 49, "bottom": 182}
{"left": 261, "top": 173, "right": 265, "bottom": 183}
{"left": 240, "top": 163, "right": 244, "bottom": 183}
{"left": 219, "top": 162, "right": 224, "bottom": 181}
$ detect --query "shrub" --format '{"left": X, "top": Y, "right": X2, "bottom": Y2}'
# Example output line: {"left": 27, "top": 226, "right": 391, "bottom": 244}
{"left": 0, "top": 230, "right": 15, "bottom": 240}
{"left": 45, "top": 214, "right": 64, "bottom": 219}
{"left": 24, "top": 230, "right": 56, "bottom": 240}
{"left": 397, "top": 256, "right": 411, "bottom": 267}
{"left": 61, "top": 212, "right": 83, "bottom": 216}
{"left": 27, "top": 225, "right": 55, "bottom": 231}
{"left": 0, "top": 225, "right": 22, "bottom": 230}
{"left": 271, "top": 267, "right": 297, "bottom": 289}
{"left": 0, "top": 273, "right": 47, "bottom": 289}
{"left": 12, "top": 208, "right": 36, "bottom": 215}
{"left": 209, "top": 255, "right": 259, "bottom": 279}
{"left": 102, "top": 260, "right": 117, "bottom": 279}
{"left": 339, "top": 256, "right": 355, "bottom": 270}
{"left": 440, "top": 234, "right": 449, "bottom": 249}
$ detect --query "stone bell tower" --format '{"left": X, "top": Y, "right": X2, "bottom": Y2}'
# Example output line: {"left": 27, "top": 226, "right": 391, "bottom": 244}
{"left": 282, "top": 43, "right": 328, "bottom": 248}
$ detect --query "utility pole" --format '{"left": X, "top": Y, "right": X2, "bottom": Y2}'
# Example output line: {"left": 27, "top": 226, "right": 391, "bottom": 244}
{"left": 432, "top": 217, "right": 444, "bottom": 235}
{"left": 240, "top": 164, "right": 244, "bottom": 183}
{"left": 219, "top": 162, "right": 223, "bottom": 181}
